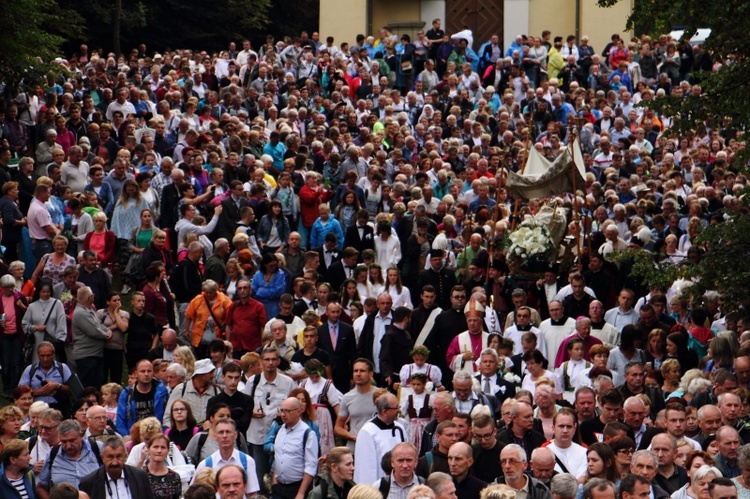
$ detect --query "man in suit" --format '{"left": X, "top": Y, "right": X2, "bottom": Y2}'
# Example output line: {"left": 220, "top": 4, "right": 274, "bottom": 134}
{"left": 79, "top": 435, "right": 156, "bottom": 499}
{"left": 217, "top": 180, "right": 248, "bottom": 239}
{"left": 327, "top": 246, "right": 359, "bottom": 291}
{"left": 624, "top": 395, "right": 663, "bottom": 450}
{"left": 475, "top": 348, "right": 516, "bottom": 415}
{"left": 292, "top": 281, "right": 317, "bottom": 317}
{"left": 317, "top": 301, "right": 356, "bottom": 393}
{"left": 315, "top": 232, "right": 341, "bottom": 282}
{"left": 344, "top": 210, "right": 375, "bottom": 257}
{"left": 379, "top": 306, "right": 414, "bottom": 388}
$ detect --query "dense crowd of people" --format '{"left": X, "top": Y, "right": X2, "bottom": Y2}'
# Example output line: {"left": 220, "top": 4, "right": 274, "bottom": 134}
{"left": 0, "top": 17, "right": 747, "bottom": 499}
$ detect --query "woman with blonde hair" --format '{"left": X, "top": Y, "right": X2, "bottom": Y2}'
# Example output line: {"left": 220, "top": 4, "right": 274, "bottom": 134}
{"left": 348, "top": 484, "right": 383, "bottom": 499}
{"left": 127, "top": 416, "right": 188, "bottom": 468}
{"left": 223, "top": 258, "right": 244, "bottom": 299}
{"left": 0, "top": 406, "right": 23, "bottom": 451}
{"left": 480, "top": 483, "right": 517, "bottom": 499}
{"left": 173, "top": 345, "right": 196, "bottom": 377}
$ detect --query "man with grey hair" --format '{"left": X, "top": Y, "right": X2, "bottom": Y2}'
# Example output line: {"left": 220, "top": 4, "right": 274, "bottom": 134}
{"left": 60, "top": 145, "right": 89, "bottom": 193}
{"left": 582, "top": 478, "right": 616, "bottom": 499}
{"left": 354, "top": 392, "right": 406, "bottom": 484}
{"left": 550, "top": 473, "right": 579, "bottom": 499}
{"left": 428, "top": 471, "right": 457, "bottom": 499}
{"left": 79, "top": 435, "right": 155, "bottom": 499}
{"left": 623, "top": 396, "right": 661, "bottom": 450}
{"left": 631, "top": 449, "right": 670, "bottom": 499}
{"left": 205, "top": 238, "right": 230, "bottom": 283}
{"left": 451, "top": 370, "right": 493, "bottom": 415}
{"left": 475, "top": 348, "right": 516, "bottom": 412}
{"left": 531, "top": 447, "right": 558, "bottom": 488}
{"left": 164, "top": 362, "right": 187, "bottom": 392}
{"left": 71, "top": 286, "right": 112, "bottom": 389}
{"left": 37, "top": 420, "right": 103, "bottom": 494}
{"left": 555, "top": 316, "right": 602, "bottom": 368}
{"left": 497, "top": 444, "right": 553, "bottom": 499}
{"left": 420, "top": 391, "right": 456, "bottom": 456}
{"left": 340, "top": 145, "right": 367, "bottom": 180}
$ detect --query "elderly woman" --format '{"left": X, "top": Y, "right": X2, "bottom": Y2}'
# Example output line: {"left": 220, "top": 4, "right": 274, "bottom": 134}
{"left": 22, "top": 279, "right": 67, "bottom": 361}
{"left": 184, "top": 279, "right": 233, "bottom": 359}
{"left": 18, "top": 400, "right": 47, "bottom": 440}
{"left": 0, "top": 439, "right": 35, "bottom": 498}
{"left": 0, "top": 274, "right": 28, "bottom": 396}
{"left": 671, "top": 464, "right": 722, "bottom": 499}
{"left": 30, "top": 235, "right": 76, "bottom": 286}
{"left": 83, "top": 211, "right": 116, "bottom": 269}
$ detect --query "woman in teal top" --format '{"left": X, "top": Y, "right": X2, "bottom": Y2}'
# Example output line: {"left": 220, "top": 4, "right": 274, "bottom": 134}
{"left": 124, "top": 208, "right": 155, "bottom": 288}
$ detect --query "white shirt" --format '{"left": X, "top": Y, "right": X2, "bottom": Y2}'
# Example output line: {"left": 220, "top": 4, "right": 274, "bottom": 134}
{"left": 106, "top": 470, "right": 132, "bottom": 499}
{"left": 547, "top": 441, "right": 588, "bottom": 478}
{"left": 194, "top": 448, "right": 260, "bottom": 495}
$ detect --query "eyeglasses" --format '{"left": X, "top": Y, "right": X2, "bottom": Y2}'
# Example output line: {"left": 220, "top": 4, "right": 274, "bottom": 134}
{"left": 617, "top": 449, "right": 635, "bottom": 455}
{"left": 474, "top": 432, "right": 494, "bottom": 441}
{"left": 500, "top": 459, "right": 524, "bottom": 465}
{"left": 38, "top": 424, "right": 58, "bottom": 432}
{"left": 278, "top": 409, "right": 297, "bottom": 414}
{"left": 173, "top": 408, "right": 187, "bottom": 412}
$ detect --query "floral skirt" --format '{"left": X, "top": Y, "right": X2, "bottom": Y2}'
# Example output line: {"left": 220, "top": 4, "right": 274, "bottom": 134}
{"left": 408, "top": 417, "right": 431, "bottom": 452}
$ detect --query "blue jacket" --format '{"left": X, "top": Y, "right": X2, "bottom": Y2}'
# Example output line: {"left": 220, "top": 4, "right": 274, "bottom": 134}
{"left": 0, "top": 462, "right": 35, "bottom": 499}
{"left": 251, "top": 269, "right": 287, "bottom": 318}
{"left": 309, "top": 217, "right": 344, "bottom": 250}
{"left": 256, "top": 214, "right": 291, "bottom": 246}
{"left": 115, "top": 379, "right": 169, "bottom": 435}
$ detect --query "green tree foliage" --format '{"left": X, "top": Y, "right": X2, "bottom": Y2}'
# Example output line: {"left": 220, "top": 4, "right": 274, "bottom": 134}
{"left": 0, "top": 0, "right": 83, "bottom": 96}
{"left": 599, "top": 0, "right": 750, "bottom": 312}
{"left": 59, "top": 0, "right": 272, "bottom": 54}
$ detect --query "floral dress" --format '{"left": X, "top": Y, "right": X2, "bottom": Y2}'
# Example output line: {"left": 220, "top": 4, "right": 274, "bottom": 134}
{"left": 146, "top": 467, "right": 182, "bottom": 499}
{"left": 41, "top": 253, "right": 76, "bottom": 286}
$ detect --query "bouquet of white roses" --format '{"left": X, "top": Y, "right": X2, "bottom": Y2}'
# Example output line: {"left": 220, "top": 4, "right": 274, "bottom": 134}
{"left": 507, "top": 222, "right": 555, "bottom": 264}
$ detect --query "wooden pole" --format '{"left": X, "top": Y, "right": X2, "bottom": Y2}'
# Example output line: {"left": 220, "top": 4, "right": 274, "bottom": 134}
{"left": 510, "top": 131, "right": 531, "bottom": 231}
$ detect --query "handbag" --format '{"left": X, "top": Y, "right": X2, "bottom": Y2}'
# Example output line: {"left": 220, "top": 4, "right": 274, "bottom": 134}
{"left": 401, "top": 60, "right": 413, "bottom": 72}
{"left": 22, "top": 331, "right": 35, "bottom": 366}
{"left": 42, "top": 299, "right": 65, "bottom": 351}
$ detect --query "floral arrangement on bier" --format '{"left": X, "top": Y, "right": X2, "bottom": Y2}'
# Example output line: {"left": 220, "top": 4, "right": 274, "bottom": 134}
{"left": 507, "top": 222, "right": 556, "bottom": 266}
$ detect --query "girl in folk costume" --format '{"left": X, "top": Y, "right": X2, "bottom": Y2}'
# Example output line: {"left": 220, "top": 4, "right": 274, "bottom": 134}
{"left": 397, "top": 345, "right": 444, "bottom": 394}
{"left": 399, "top": 373, "right": 433, "bottom": 451}
{"left": 554, "top": 338, "right": 591, "bottom": 403}
{"left": 300, "top": 359, "right": 342, "bottom": 457}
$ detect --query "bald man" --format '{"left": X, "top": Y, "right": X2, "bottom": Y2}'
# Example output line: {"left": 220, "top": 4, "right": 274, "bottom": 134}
{"left": 448, "top": 442, "right": 486, "bottom": 499}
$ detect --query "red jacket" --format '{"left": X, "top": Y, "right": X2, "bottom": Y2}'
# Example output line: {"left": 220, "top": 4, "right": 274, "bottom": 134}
{"left": 299, "top": 185, "right": 333, "bottom": 227}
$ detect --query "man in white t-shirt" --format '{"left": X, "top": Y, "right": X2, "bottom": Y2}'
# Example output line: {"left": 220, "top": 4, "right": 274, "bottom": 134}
{"left": 545, "top": 408, "right": 587, "bottom": 479}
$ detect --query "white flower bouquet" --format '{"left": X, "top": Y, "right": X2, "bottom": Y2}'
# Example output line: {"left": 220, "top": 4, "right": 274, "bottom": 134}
{"left": 507, "top": 222, "right": 556, "bottom": 265}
